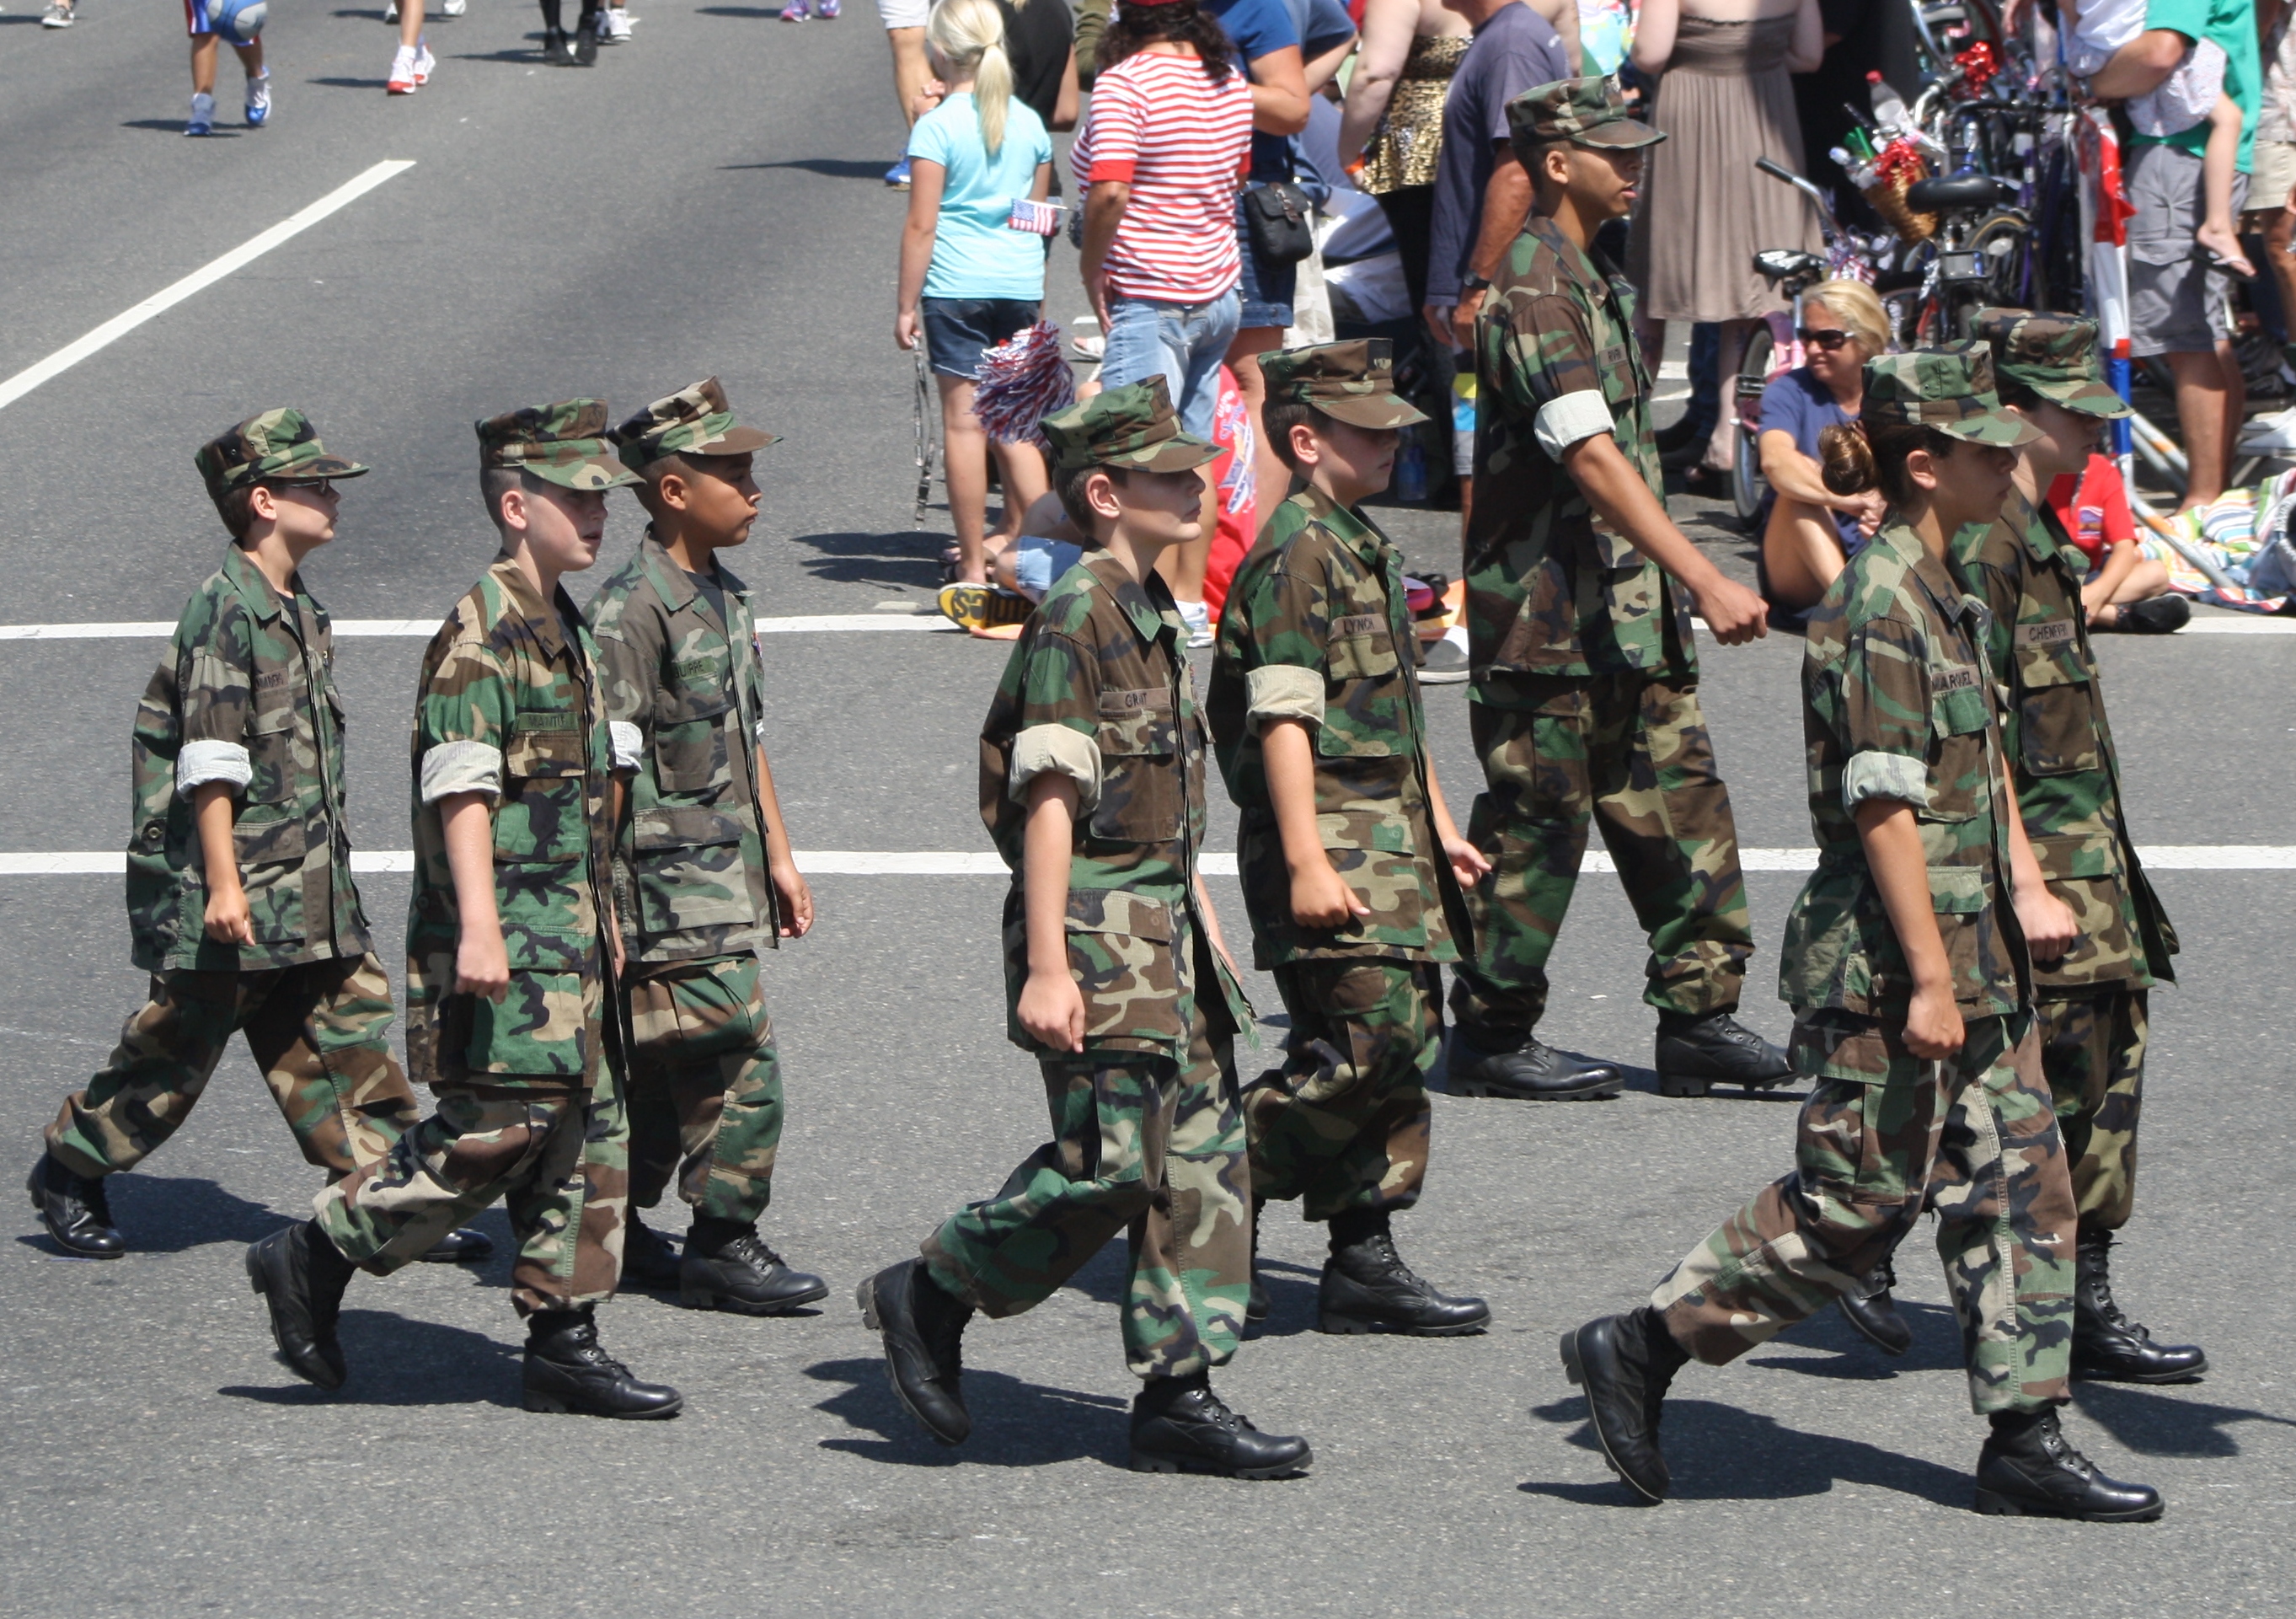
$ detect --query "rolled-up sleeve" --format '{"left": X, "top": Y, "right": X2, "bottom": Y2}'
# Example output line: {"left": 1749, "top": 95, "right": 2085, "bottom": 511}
{"left": 420, "top": 739, "right": 503, "bottom": 803}
{"left": 1533, "top": 389, "right": 1615, "bottom": 460}
{"left": 176, "top": 739, "right": 252, "bottom": 797}
{"left": 1838, "top": 618, "right": 1935, "bottom": 814}
{"left": 1245, "top": 664, "right": 1325, "bottom": 731}
{"left": 415, "top": 632, "right": 512, "bottom": 804}
{"left": 1841, "top": 749, "right": 1931, "bottom": 812}
{"left": 1009, "top": 722, "right": 1102, "bottom": 811}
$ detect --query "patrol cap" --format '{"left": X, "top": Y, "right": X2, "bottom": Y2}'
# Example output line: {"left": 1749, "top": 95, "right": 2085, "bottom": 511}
{"left": 1039, "top": 376, "right": 1221, "bottom": 476}
{"left": 1861, "top": 343, "right": 2041, "bottom": 447}
{"left": 1971, "top": 308, "right": 2132, "bottom": 421}
{"left": 1259, "top": 339, "right": 1429, "bottom": 430}
{"left": 474, "top": 399, "right": 640, "bottom": 491}
{"left": 1506, "top": 76, "right": 1667, "bottom": 154}
{"left": 195, "top": 408, "right": 369, "bottom": 493}
{"left": 612, "top": 376, "right": 782, "bottom": 473}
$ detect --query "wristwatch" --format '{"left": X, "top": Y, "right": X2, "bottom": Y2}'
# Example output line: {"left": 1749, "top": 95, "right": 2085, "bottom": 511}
{"left": 1460, "top": 273, "right": 1492, "bottom": 294}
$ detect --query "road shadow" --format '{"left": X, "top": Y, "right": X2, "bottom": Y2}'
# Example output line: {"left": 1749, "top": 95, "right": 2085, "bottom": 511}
{"left": 1241, "top": 1257, "right": 1322, "bottom": 1339}
{"left": 722, "top": 158, "right": 890, "bottom": 180}
{"left": 806, "top": 1354, "right": 1128, "bottom": 1469}
{"left": 452, "top": 46, "right": 552, "bottom": 62}
{"left": 2071, "top": 1380, "right": 2296, "bottom": 1459}
{"left": 15, "top": 1175, "right": 279, "bottom": 1257}
{"left": 1748, "top": 1298, "right": 1967, "bottom": 1378}
{"left": 122, "top": 121, "right": 242, "bottom": 137}
{"left": 698, "top": 3, "right": 803, "bottom": 15}
{"left": 308, "top": 76, "right": 388, "bottom": 89}
{"left": 220, "top": 1310, "right": 522, "bottom": 1407}
{"left": 1526, "top": 1393, "right": 1970, "bottom": 1507}
{"left": 789, "top": 529, "right": 948, "bottom": 591}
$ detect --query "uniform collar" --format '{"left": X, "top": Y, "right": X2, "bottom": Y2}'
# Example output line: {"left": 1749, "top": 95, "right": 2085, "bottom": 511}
{"left": 1288, "top": 483, "right": 1388, "bottom": 568}
{"left": 1527, "top": 213, "right": 1619, "bottom": 301}
{"left": 1084, "top": 548, "right": 1181, "bottom": 651}
{"left": 221, "top": 544, "right": 288, "bottom": 624}
{"left": 2001, "top": 485, "right": 2069, "bottom": 567}
{"left": 1875, "top": 518, "right": 1983, "bottom": 630}
{"left": 488, "top": 551, "right": 582, "bottom": 658}
{"left": 638, "top": 528, "right": 750, "bottom": 611}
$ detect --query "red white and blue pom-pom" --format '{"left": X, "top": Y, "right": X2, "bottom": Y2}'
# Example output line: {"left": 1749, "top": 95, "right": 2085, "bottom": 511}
{"left": 974, "top": 320, "right": 1076, "bottom": 453}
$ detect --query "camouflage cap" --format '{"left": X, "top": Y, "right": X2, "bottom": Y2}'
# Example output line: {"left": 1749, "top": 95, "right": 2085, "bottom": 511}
{"left": 1506, "top": 75, "right": 1666, "bottom": 153}
{"left": 195, "top": 408, "right": 370, "bottom": 493}
{"left": 1039, "top": 376, "right": 1221, "bottom": 476}
{"left": 611, "top": 376, "right": 782, "bottom": 472}
{"left": 1862, "top": 343, "right": 2042, "bottom": 447}
{"left": 474, "top": 399, "right": 640, "bottom": 491}
{"left": 1972, "top": 308, "right": 2132, "bottom": 420}
{"left": 1259, "top": 338, "right": 1429, "bottom": 430}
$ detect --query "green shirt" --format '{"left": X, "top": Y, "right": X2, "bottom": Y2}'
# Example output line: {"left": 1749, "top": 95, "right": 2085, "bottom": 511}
{"left": 2130, "top": 0, "right": 2260, "bottom": 172}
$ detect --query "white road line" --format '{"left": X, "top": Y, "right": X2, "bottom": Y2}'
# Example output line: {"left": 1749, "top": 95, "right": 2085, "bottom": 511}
{"left": 0, "top": 161, "right": 417, "bottom": 413}
{"left": 0, "top": 614, "right": 960, "bottom": 641}
{"left": 3, "top": 848, "right": 2290, "bottom": 877}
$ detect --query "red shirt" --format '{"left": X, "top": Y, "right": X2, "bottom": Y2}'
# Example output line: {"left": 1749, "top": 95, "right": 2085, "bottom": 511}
{"left": 1072, "top": 52, "right": 1252, "bottom": 303}
{"left": 2046, "top": 453, "right": 2134, "bottom": 571}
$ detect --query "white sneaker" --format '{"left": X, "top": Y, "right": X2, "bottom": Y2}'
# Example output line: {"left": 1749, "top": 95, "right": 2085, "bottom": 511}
{"left": 2240, "top": 405, "right": 2296, "bottom": 454}
{"left": 603, "top": 5, "right": 632, "bottom": 37}
{"left": 387, "top": 45, "right": 418, "bottom": 92}
{"left": 412, "top": 40, "right": 436, "bottom": 81}
{"left": 186, "top": 90, "right": 216, "bottom": 135}
{"left": 442, "top": 0, "right": 465, "bottom": 12}
{"left": 245, "top": 69, "right": 271, "bottom": 125}
{"left": 383, "top": 0, "right": 398, "bottom": 18}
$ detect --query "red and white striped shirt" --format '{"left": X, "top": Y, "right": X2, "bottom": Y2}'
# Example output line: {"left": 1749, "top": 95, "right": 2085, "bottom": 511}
{"left": 1072, "top": 51, "right": 1253, "bottom": 303}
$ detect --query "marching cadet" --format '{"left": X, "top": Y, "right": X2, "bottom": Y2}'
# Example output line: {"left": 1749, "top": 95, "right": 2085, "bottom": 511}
{"left": 1832, "top": 313, "right": 2206, "bottom": 1382}
{"left": 1560, "top": 348, "right": 2164, "bottom": 1521}
{"left": 27, "top": 410, "right": 488, "bottom": 1269}
{"left": 856, "top": 379, "right": 1314, "bottom": 1478}
{"left": 589, "top": 378, "right": 827, "bottom": 1315}
{"left": 246, "top": 401, "right": 682, "bottom": 1420}
{"left": 1449, "top": 78, "right": 1791, "bottom": 1101}
{"left": 1207, "top": 339, "right": 1492, "bottom": 1337}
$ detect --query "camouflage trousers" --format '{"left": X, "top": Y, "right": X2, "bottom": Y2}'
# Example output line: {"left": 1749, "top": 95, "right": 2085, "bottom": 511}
{"left": 1653, "top": 1011, "right": 2075, "bottom": 1414}
{"left": 2039, "top": 989, "right": 2145, "bottom": 1234}
{"left": 46, "top": 955, "right": 415, "bottom": 1182}
{"left": 921, "top": 1008, "right": 1252, "bottom": 1380}
{"left": 624, "top": 955, "right": 782, "bottom": 1225}
{"left": 1245, "top": 959, "right": 1439, "bottom": 1222}
{"left": 316, "top": 1070, "right": 628, "bottom": 1317}
{"left": 1449, "top": 673, "right": 1754, "bottom": 1038}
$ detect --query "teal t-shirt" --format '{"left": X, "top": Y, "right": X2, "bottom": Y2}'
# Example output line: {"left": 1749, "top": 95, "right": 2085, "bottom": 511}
{"left": 908, "top": 93, "right": 1054, "bottom": 301}
{"left": 2132, "top": 0, "right": 2261, "bottom": 172}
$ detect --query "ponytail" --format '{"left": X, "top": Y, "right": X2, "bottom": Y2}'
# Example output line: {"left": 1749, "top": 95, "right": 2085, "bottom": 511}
{"left": 1818, "top": 421, "right": 1876, "bottom": 496}
{"left": 976, "top": 36, "right": 1012, "bottom": 156}
{"left": 926, "top": 0, "right": 1014, "bottom": 156}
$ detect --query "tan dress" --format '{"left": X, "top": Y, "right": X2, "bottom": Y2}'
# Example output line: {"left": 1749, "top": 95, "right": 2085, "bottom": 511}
{"left": 1626, "top": 13, "right": 1822, "bottom": 323}
{"left": 1358, "top": 32, "right": 1470, "bottom": 196}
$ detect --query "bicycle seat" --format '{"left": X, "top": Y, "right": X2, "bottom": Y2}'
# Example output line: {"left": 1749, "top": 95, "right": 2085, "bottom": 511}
{"left": 1753, "top": 248, "right": 1826, "bottom": 283}
{"left": 1903, "top": 174, "right": 2019, "bottom": 214}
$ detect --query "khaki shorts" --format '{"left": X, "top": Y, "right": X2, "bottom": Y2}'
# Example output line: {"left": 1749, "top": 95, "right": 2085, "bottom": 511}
{"left": 2250, "top": 139, "right": 2296, "bottom": 218}
{"left": 2127, "top": 142, "right": 2246, "bottom": 358}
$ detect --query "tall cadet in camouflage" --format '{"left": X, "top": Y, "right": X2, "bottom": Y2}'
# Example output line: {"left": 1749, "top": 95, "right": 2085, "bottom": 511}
{"left": 247, "top": 402, "right": 683, "bottom": 1420}
{"left": 858, "top": 378, "right": 1314, "bottom": 1479}
{"left": 1207, "top": 339, "right": 1493, "bottom": 1338}
{"left": 1448, "top": 78, "right": 1792, "bottom": 1102}
{"left": 29, "top": 410, "right": 490, "bottom": 1271}
{"left": 1561, "top": 347, "right": 2164, "bottom": 1522}
{"left": 589, "top": 378, "right": 827, "bottom": 1316}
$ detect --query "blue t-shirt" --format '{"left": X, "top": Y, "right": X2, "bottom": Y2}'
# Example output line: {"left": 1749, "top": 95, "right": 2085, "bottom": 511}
{"left": 908, "top": 94, "right": 1055, "bottom": 301}
{"left": 1425, "top": 2, "right": 1569, "bottom": 305}
{"left": 1758, "top": 366, "right": 1865, "bottom": 555}
{"left": 1204, "top": 0, "right": 1351, "bottom": 184}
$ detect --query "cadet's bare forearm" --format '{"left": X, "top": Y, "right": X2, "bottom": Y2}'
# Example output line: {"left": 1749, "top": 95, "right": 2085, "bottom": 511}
{"left": 1854, "top": 798, "right": 1950, "bottom": 991}
{"left": 191, "top": 781, "right": 243, "bottom": 903}
{"left": 1261, "top": 719, "right": 1326, "bottom": 877}
{"left": 439, "top": 792, "right": 501, "bottom": 942}
{"left": 1022, "top": 775, "right": 1079, "bottom": 980}
{"left": 754, "top": 745, "right": 795, "bottom": 869}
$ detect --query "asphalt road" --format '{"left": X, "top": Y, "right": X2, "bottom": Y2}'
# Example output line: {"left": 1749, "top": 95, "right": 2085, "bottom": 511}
{"left": 3, "top": 8, "right": 2293, "bottom": 1616}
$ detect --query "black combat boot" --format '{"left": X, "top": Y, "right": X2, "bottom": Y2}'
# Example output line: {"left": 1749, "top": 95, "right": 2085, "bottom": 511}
{"left": 679, "top": 1217, "right": 828, "bottom": 1315}
{"left": 1128, "top": 1371, "right": 1313, "bottom": 1478}
{"left": 857, "top": 1258, "right": 974, "bottom": 1445}
{"left": 1653, "top": 1010, "right": 1793, "bottom": 1097}
{"left": 572, "top": 7, "right": 599, "bottom": 61}
{"left": 522, "top": 1308, "right": 683, "bottom": 1418}
{"left": 1974, "top": 1408, "right": 2164, "bottom": 1520}
{"left": 1244, "top": 1196, "right": 1271, "bottom": 1323}
{"left": 245, "top": 1219, "right": 357, "bottom": 1390}
{"left": 621, "top": 1212, "right": 683, "bottom": 1289}
{"left": 1837, "top": 1257, "right": 1913, "bottom": 1357}
{"left": 27, "top": 1150, "right": 125, "bottom": 1258}
{"left": 415, "top": 1226, "right": 495, "bottom": 1264}
{"left": 1448, "top": 1027, "right": 1622, "bottom": 1100}
{"left": 541, "top": 26, "right": 580, "bottom": 64}
{"left": 1560, "top": 1305, "right": 1689, "bottom": 1504}
{"left": 1317, "top": 1208, "right": 1490, "bottom": 1336}
{"left": 2072, "top": 1229, "right": 2208, "bottom": 1383}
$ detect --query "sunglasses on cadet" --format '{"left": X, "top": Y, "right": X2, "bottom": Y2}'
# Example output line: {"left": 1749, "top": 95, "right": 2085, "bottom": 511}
{"left": 1796, "top": 327, "right": 1851, "bottom": 351}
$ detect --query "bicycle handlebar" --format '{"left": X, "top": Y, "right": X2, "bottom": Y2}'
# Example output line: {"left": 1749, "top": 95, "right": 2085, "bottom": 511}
{"left": 1754, "top": 158, "right": 1841, "bottom": 247}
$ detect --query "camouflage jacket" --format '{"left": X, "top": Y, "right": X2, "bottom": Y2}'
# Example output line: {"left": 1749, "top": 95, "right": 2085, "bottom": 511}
{"left": 406, "top": 555, "right": 618, "bottom": 1089}
{"left": 1206, "top": 485, "right": 1471, "bottom": 968}
{"left": 1780, "top": 519, "right": 2028, "bottom": 1019}
{"left": 591, "top": 532, "right": 779, "bottom": 967}
{"left": 1951, "top": 489, "right": 2176, "bottom": 992}
{"left": 1466, "top": 213, "right": 1695, "bottom": 703}
{"left": 126, "top": 546, "right": 369, "bottom": 973}
{"left": 979, "top": 550, "right": 1252, "bottom": 1059}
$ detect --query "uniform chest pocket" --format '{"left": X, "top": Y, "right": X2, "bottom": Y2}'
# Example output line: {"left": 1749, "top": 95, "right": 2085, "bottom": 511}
{"left": 497, "top": 711, "right": 588, "bottom": 865}
{"left": 656, "top": 689, "right": 733, "bottom": 796}
{"left": 2012, "top": 634, "right": 2101, "bottom": 776}
{"left": 1594, "top": 341, "right": 1638, "bottom": 409}
{"left": 1091, "top": 691, "right": 1184, "bottom": 844}
{"left": 1922, "top": 664, "right": 1992, "bottom": 824}
{"left": 1319, "top": 617, "right": 1404, "bottom": 759}
{"left": 244, "top": 700, "right": 299, "bottom": 805}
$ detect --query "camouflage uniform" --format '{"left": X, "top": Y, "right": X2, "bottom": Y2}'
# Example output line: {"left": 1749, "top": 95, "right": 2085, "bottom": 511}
{"left": 591, "top": 380, "right": 789, "bottom": 1227}
{"left": 1451, "top": 82, "right": 1753, "bottom": 1041}
{"left": 1956, "top": 312, "right": 2175, "bottom": 1236}
{"left": 1650, "top": 351, "right": 2079, "bottom": 1415}
{"left": 316, "top": 402, "right": 641, "bottom": 1317}
{"left": 45, "top": 412, "right": 421, "bottom": 1186}
{"left": 918, "top": 379, "right": 1259, "bottom": 1380}
{"left": 1207, "top": 340, "right": 1470, "bottom": 1221}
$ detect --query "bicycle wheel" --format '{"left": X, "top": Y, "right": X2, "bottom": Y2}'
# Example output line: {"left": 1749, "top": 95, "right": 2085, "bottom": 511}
{"left": 1732, "top": 324, "right": 1774, "bottom": 526}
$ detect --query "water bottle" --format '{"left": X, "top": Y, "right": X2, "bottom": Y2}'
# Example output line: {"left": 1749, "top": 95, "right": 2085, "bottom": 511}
{"left": 1866, "top": 71, "right": 1909, "bottom": 135}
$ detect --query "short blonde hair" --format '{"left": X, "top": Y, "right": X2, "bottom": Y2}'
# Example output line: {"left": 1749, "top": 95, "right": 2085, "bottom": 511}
{"left": 1806, "top": 278, "right": 1892, "bottom": 358}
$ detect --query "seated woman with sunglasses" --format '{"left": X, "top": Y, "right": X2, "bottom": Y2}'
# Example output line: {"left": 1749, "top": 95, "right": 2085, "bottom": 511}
{"left": 1755, "top": 279, "right": 1892, "bottom": 614}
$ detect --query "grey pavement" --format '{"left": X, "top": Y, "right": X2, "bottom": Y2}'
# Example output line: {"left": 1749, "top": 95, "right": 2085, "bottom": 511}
{"left": 2, "top": 7, "right": 2293, "bottom": 1615}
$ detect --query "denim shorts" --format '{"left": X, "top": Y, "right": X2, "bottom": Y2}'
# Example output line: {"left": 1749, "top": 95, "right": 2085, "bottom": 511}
{"left": 1234, "top": 196, "right": 1296, "bottom": 330}
{"left": 919, "top": 296, "right": 1041, "bottom": 381}
{"left": 1010, "top": 534, "right": 1086, "bottom": 600}
{"left": 1099, "top": 288, "right": 1242, "bottom": 441}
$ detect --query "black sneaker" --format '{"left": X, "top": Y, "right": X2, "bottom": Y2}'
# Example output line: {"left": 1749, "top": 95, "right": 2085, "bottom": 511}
{"left": 856, "top": 1259, "right": 973, "bottom": 1445}
{"left": 1127, "top": 1373, "right": 1313, "bottom": 1478}
{"left": 522, "top": 1308, "right": 683, "bottom": 1418}
{"left": 27, "top": 1151, "right": 125, "bottom": 1258}
{"left": 679, "top": 1220, "right": 828, "bottom": 1315}
{"left": 1416, "top": 634, "right": 1470, "bottom": 685}
{"left": 2097, "top": 594, "right": 2189, "bottom": 634}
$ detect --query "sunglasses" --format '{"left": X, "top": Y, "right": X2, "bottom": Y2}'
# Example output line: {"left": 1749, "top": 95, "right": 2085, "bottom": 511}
{"left": 273, "top": 478, "right": 338, "bottom": 496}
{"left": 1796, "top": 327, "right": 1852, "bottom": 352}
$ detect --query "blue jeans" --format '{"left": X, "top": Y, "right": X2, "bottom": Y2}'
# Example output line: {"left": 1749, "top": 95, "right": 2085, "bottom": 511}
{"left": 1100, "top": 289, "right": 1241, "bottom": 442}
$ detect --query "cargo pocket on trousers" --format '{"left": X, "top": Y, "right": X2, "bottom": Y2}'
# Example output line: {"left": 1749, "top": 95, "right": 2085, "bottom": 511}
{"left": 464, "top": 970, "right": 589, "bottom": 1078}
